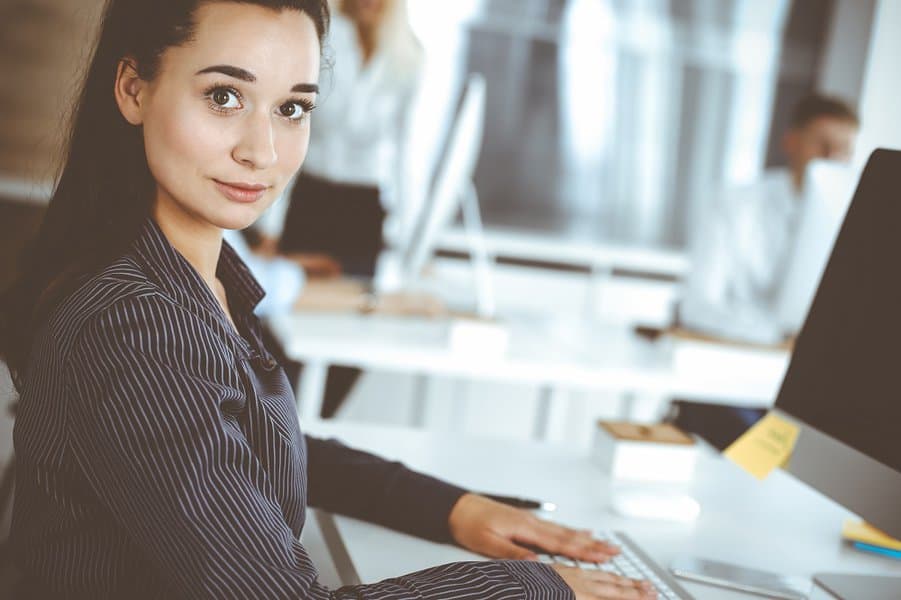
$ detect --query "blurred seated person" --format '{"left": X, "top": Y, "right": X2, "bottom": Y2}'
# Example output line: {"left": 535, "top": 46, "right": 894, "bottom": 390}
{"left": 671, "top": 94, "right": 859, "bottom": 449}
{"left": 679, "top": 94, "right": 859, "bottom": 345}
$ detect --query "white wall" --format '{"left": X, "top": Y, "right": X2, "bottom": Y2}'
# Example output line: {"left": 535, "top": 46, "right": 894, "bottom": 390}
{"left": 817, "top": 0, "right": 876, "bottom": 105}
{"left": 855, "top": 0, "right": 901, "bottom": 161}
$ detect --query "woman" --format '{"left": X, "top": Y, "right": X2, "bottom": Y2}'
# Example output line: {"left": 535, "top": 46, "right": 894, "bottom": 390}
{"left": 0, "top": 1, "right": 655, "bottom": 598}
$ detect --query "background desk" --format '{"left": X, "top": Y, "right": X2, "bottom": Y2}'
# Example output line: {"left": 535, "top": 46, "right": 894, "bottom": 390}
{"left": 301, "top": 421, "right": 901, "bottom": 599}
{"left": 268, "top": 310, "right": 790, "bottom": 440}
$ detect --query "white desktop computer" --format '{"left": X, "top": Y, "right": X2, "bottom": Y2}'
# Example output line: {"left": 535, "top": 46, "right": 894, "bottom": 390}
{"left": 395, "top": 73, "right": 497, "bottom": 319}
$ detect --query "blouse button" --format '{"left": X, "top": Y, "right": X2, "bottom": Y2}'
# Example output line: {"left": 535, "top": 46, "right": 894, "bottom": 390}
{"left": 262, "top": 357, "right": 278, "bottom": 371}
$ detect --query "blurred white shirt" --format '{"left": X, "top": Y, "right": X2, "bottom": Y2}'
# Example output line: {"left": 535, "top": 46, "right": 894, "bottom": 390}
{"left": 223, "top": 230, "right": 305, "bottom": 317}
{"left": 681, "top": 169, "right": 802, "bottom": 344}
{"left": 258, "top": 12, "right": 422, "bottom": 241}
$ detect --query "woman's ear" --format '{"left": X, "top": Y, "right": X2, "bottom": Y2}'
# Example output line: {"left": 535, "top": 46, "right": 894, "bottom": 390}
{"left": 114, "top": 58, "right": 146, "bottom": 126}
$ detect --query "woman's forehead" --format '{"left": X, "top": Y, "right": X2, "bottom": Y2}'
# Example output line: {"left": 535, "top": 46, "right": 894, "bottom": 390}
{"left": 167, "top": 3, "right": 320, "bottom": 82}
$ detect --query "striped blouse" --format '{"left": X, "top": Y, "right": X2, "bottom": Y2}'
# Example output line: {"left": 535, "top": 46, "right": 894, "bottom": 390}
{"left": 11, "top": 218, "right": 572, "bottom": 599}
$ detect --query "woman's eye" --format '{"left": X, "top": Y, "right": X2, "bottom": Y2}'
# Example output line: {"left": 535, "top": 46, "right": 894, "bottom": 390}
{"left": 279, "top": 102, "right": 311, "bottom": 121}
{"left": 209, "top": 88, "right": 241, "bottom": 109}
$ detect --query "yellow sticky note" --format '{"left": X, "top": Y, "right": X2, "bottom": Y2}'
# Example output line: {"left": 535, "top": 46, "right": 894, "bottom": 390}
{"left": 843, "top": 520, "right": 901, "bottom": 551}
{"left": 723, "top": 412, "right": 800, "bottom": 480}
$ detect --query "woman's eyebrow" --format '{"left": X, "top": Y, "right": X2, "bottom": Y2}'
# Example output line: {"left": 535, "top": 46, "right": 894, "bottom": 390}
{"left": 195, "top": 65, "right": 319, "bottom": 94}
{"left": 196, "top": 65, "right": 255, "bottom": 81}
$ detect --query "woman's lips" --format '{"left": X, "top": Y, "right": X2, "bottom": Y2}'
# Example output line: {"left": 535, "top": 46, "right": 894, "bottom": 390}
{"left": 213, "top": 179, "right": 269, "bottom": 204}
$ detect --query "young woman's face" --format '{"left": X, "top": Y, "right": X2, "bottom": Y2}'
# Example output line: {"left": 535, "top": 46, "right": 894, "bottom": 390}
{"left": 135, "top": 3, "right": 321, "bottom": 232}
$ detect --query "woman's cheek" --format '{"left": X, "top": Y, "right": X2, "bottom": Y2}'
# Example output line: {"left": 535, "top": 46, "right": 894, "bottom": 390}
{"left": 280, "top": 127, "right": 310, "bottom": 174}
{"left": 167, "top": 110, "right": 232, "bottom": 165}
{"left": 144, "top": 105, "right": 225, "bottom": 183}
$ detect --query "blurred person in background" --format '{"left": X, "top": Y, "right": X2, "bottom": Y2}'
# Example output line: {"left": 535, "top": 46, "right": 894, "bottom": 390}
{"left": 668, "top": 94, "right": 859, "bottom": 452}
{"left": 253, "top": 0, "right": 427, "bottom": 419}
{"left": 679, "top": 93, "right": 859, "bottom": 345}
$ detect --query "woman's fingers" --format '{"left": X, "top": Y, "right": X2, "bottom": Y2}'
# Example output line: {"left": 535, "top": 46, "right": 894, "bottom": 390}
{"left": 482, "top": 531, "right": 539, "bottom": 560}
{"left": 551, "top": 565, "right": 657, "bottom": 600}
{"left": 521, "top": 519, "right": 620, "bottom": 562}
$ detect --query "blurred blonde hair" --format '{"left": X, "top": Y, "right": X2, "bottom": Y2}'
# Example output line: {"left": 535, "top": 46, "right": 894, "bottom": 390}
{"left": 336, "top": 0, "right": 423, "bottom": 76}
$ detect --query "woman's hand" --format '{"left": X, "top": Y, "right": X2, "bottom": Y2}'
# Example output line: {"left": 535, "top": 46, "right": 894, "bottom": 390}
{"left": 448, "top": 493, "right": 620, "bottom": 563}
{"left": 551, "top": 565, "right": 657, "bottom": 599}
{"left": 448, "top": 494, "right": 657, "bottom": 597}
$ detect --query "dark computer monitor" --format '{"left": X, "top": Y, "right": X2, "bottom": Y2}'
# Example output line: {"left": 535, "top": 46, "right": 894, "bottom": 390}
{"left": 772, "top": 149, "right": 901, "bottom": 540}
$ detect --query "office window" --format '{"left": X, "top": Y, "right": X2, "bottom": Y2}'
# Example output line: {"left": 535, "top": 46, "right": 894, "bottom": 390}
{"left": 444, "top": 0, "right": 839, "bottom": 248}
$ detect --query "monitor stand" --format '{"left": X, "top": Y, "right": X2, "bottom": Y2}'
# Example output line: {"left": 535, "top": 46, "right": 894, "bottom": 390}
{"left": 812, "top": 573, "right": 901, "bottom": 599}
{"left": 460, "top": 180, "right": 495, "bottom": 319}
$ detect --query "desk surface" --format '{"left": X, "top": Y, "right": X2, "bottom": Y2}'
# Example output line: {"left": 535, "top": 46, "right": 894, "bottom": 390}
{"left": 302, "top": 421, "right": 901, "bottom": 600}
{"left": 269, "top": 311, "right": 789, "bottom": 405}
{"left": 272, "top": 312, "right": 668, "bottom": 387}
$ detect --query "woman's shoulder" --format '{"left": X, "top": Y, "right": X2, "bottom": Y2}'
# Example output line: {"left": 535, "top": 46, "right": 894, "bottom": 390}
{"left": 36, "top": 252, "right": 248, "bottom": 395}
{"left": 68, "top": 253, "right": 162, "bottom": 307}
{"left": 45, "top": 255, "right": 169, "bottom": 354}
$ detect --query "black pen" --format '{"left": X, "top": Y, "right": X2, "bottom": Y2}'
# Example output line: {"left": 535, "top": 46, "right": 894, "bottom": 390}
{"left": 481, "top": 493, "right": 557, "bottom": 512}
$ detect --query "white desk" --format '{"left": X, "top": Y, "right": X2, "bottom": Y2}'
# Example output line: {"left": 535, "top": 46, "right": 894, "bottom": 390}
{"left": 267, "top": 310, "right": 789, "bottom": 436}
{"left": 438, "top": 226, "right": 690, "bottom": 280}
{"left": 269, "top": 310, "right": 672, "bottom": 433}
{"left": 302, "top": 421, "right": 901, "bottom": 599}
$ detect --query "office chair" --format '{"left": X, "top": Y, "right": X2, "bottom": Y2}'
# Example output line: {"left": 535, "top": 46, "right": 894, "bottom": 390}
{"left": 0, "top": 400, "right": 15, "bottom": 574}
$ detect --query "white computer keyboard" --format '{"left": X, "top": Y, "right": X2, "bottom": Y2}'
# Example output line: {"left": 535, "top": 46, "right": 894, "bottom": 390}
{"left": 534, "top": 531, "right": 694, "bottom": 600}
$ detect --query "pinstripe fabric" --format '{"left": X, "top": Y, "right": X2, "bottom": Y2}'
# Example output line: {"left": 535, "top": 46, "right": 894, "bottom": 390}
{"left": 11, "top": 218, "right": 573, "bottom": 600}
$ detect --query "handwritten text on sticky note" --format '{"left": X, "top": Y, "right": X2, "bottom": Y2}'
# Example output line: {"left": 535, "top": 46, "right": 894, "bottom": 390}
{"left": 723, "top": 412, "right": 800, "bottom": 480}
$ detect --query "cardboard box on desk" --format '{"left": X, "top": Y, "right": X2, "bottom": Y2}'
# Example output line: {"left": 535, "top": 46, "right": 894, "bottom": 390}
{"left": 592, "top": 421, "right": 698, "bottom": 482}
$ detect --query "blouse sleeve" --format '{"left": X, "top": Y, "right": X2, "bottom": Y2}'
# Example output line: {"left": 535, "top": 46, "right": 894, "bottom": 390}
{"left": 65, "top": 293, "right": 572, "bottom": 600}
{"left": 306, "top": 435, "right": 467, "bottom": 543}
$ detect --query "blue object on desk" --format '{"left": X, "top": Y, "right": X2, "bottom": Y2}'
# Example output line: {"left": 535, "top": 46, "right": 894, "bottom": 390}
{"left": 852, "top": 541, "right": 901, "bottom": 560}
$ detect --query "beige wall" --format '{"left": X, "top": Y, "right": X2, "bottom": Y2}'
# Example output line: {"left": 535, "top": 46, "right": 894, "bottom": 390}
{"left": 0, "top": 0, "right": 105, "bottom": 183}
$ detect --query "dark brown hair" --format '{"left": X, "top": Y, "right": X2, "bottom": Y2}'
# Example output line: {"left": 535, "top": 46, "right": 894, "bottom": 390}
{"left": 790, "top": 93, "right": 859, "bottom": 130}
{"left": 0, "top": 0, "right": 330, "bottom": 391}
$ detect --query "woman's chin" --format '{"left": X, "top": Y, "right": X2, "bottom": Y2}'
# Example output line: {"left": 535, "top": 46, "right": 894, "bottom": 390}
{"left": 216, "top": 209, "right": 263, "bottom": 232}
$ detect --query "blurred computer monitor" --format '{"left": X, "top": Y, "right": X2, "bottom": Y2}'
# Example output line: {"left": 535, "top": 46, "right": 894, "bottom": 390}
{"left": 401, "top": 74, "right": 494, "bottom": 316}
{"left": 773, "top": 150, "right": 901, "bottom": 545}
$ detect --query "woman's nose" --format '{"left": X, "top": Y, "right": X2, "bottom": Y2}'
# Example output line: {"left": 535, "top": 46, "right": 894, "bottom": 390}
{"left": 232, "top": 113, "right": 277, "bottom": 170}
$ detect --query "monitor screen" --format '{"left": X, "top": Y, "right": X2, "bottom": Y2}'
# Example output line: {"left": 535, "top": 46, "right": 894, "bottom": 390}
{"left": 775, "top": 149, "right": 901, "bottom": 475}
